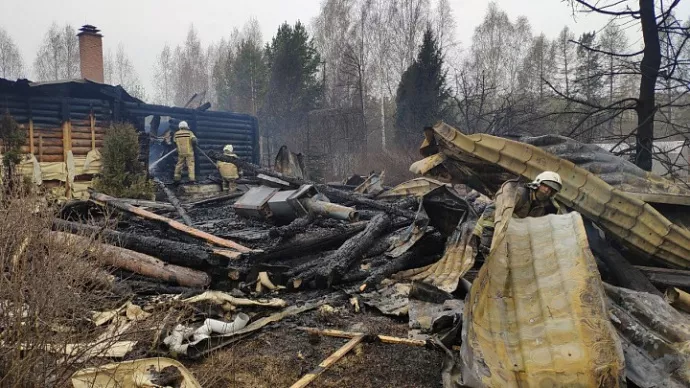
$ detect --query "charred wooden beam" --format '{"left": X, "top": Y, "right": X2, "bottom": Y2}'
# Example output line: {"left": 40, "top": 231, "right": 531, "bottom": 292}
{"left": 154, "top": 178, "right": 192, "bottom": 225}
{"left": 584, "top": 220, "right": 663, "bottom": 297}
{"left": 269, "top": 216, "right": 315, "bottom": 239}
{"left": 247, "top": 222, "right": 368, "bottom": 263}
{"left": 89, "top": 190, "right": 252, "bottom": 253}
{"left": 183, "top": 191, "right": 244, "bottom": 208}
{"left": 634, "top": 266, "right": 690, "bottom": 288}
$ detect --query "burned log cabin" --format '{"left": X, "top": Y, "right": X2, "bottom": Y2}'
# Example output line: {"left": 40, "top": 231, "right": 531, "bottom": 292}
{"left": 0, "top": 78, "right": 259, "bottom": 199}
{"left": 0, "top": 24, "right": 258, "bottom": 200}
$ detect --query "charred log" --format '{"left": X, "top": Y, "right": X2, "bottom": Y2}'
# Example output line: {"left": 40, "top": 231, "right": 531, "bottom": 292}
{"left": 50, "top": 231, "right": 211, "bottom": 288}
{"left": 52, "top": 219, "right": 232, "bottom": 270}
{"left": 287, "top": 213, "right": 392, "bottom": 288}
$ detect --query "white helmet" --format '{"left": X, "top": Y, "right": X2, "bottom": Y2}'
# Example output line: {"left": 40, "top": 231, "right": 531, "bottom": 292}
{"left": 178, "top": 121, "right": 189, "bottom": 129}
{"left": 223, "top": 144, "right": 234, "bottom": 155}
{"left": 531, "top": 171, "right": 562, "bottom": 192}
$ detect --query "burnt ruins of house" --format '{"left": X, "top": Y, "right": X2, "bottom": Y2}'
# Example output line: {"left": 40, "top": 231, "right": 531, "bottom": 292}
{"left": 0, "top": 24, "right": 259, "bottom": 199}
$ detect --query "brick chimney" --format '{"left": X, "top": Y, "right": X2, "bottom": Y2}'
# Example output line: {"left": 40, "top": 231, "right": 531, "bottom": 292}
{"left": 77, "top": 25, "right": 104, "bottom": 83}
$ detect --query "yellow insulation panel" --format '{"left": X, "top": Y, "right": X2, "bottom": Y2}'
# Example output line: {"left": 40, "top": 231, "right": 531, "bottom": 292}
{"left": 460, "top": 212, "right": 625, "bottom": 387}
{"left": 430, "top": 122, "right": 690, "bottom": 269}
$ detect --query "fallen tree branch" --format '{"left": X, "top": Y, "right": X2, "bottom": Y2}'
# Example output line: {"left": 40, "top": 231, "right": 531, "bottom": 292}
{"left": 50, "top": 231, "right": 211, "bottom": 288}
{"left": 89, "top": 190, "right": 253, "bottom": 253}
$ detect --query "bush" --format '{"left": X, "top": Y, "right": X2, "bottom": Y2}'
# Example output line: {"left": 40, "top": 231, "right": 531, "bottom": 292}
{"left": 0, "top": 112, "right": 26, "bottom": 187}
{"left": 0, "top": 189, "right": 120, "bottom": 387}
{"left": 93, "top": 123, "right": 153, "bottom": 199}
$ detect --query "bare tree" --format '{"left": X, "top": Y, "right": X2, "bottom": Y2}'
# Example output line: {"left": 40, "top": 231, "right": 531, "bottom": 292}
{"left": 111, "top": 43, "right": 146, "bottom": 100}
{"left": 172, "top": 25, "right": 209, "bottom": 106}
{"left": 433, "top": 0, "right": 458, "bottom": 54}
{"left": 33, "top": 23, "right": 79, "bottom": 81}
{"left": 566, "top": 0, "right": 690, "bottom": 171}
{"left": 0, "top": 27, "right": 24, "bottom": 79}
{"left": 153, "top": 44, "right": 174, "bottom": 105}
{"left": 103, "top": 49, "right": 114, "bottom": 84}
{"left": 555, "top": 26, "right": 576, "bottom": 97}
{"left": 599, "top": 23, "right": 628, "bottom": 105}
{"left": 62, "top": 25, "right": 79, "bottom": 79}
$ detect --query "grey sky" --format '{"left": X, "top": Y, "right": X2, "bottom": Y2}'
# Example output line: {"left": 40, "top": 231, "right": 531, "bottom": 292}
{"left": 3, "top": 0, "right": 690, "bottom": 98}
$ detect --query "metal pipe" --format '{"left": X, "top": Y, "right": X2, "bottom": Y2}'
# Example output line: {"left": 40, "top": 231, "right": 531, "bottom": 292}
{"left": 301, "top": 197, "right": 359, "bottom": 222}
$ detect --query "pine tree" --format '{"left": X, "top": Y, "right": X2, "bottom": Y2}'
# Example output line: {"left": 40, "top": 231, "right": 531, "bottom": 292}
{"left": 232, "top": 39, "right": 268, "bottom": 115}
{"left": 394, "top": 27, "right": 450, "bottom": 147}
{"left": 261, "top": 21, "right": 322, "bottom": 144}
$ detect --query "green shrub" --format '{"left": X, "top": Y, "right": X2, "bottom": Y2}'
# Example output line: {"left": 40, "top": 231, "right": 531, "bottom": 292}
{"left": 0, "top": 112, "right": 25, "bottom": 169}
{"left": 93, "top": 123, "right": 154, "bottom": 199}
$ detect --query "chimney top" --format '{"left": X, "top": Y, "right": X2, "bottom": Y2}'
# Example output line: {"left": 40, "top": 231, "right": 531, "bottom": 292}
{"left": 78, "top": 24, "right": 102, "bottom": 37}
{"left": 78, "top": 24, "right": 104, "bottom": 83}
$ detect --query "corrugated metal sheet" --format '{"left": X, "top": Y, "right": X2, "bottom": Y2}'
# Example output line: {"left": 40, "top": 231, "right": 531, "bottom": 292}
{"left": 459, "top": 211, "right": 625, "bottom": 387}
{"left": 423, "top": 122, "right": 690, "bottom": 269}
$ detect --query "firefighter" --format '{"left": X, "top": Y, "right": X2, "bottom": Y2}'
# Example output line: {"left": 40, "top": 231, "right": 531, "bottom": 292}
{"left": 173, "top": 121, "right": 197, "bottom": 183}
{"left": 471, "top": 171, "right": 563, "bottom": 254}
{"left": 217, "top": 144, "right": 239, "bottom": 192}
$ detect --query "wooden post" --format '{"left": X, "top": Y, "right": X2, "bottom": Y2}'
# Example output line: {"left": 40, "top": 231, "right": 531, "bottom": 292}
{"left": 90, "top": 113, "right": 96, "bottom": 151}
{"left": 28, "top": 119, "right": 34, "bottom": 155}
{"left": 290, "top": 334, "right": 365, "bottom": 388}
{"left": 62, "top": 120, "right": 72, "bottom": 198}
{"left": 39, "top": 135, "right": 43, "bottom": 162}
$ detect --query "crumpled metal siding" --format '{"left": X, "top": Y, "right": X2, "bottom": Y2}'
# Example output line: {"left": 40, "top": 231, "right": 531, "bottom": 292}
{"left": 393, "top": 220, "right": 476, "bottom": 292}
{"left": 459, "top": 212, "right": 626, "bottom": 387}
{"left": 428, "top": 122, "right": 690, "bottom": 269}
{"left": 521, "top": 134, "right": 690, "bottom": 205}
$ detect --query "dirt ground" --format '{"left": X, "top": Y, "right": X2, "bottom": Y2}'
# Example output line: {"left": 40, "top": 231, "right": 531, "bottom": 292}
{"left": 187, "top": 301, "right": 444, "bottom": 387}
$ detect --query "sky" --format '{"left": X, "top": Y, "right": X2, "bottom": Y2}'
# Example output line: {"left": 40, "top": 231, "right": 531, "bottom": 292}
{"left": 2, "top": 0, "right": 690, "bottom": 98}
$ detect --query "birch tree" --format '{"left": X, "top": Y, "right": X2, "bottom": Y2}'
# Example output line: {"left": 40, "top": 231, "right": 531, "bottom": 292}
{"left": 0, "top": 27, "right": 24, "bottom": 79}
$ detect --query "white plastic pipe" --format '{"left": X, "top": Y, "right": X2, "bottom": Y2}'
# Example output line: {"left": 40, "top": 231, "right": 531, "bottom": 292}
{"left": 192, "top": 313, "right": 250, "bottom": 341}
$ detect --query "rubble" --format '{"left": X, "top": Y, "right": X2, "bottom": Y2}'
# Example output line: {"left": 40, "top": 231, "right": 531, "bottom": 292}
{"left": 34, "top": 126, "right": 690, "bottom": 387}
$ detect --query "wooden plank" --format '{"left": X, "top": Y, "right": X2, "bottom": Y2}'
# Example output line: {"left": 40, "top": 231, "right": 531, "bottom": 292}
{"left": 290, "top": 334, "right": 365, "bottom": 388}
{"left": 298, "top": 327, "right": 427, "bottom": 347}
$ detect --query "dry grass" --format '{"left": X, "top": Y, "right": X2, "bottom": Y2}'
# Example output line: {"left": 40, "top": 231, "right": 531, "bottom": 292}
{"left": 0, "top": 183, "right": 121, "bottom": 387}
